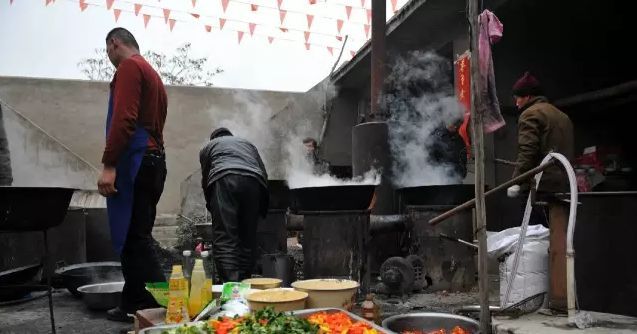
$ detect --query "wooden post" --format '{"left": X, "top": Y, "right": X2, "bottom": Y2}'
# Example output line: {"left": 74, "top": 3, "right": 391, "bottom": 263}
{"left": 468, "top": 0, "right": 491, "bottom": 332}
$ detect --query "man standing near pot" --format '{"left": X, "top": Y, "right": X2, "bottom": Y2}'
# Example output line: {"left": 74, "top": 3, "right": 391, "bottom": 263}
{"left": 507, "top": 72, "right": 574, "bottom": 197}
{"left": 200, "top": 128, "right": 269, "bottom": 282}
{"left": 98, "top": 27, "right": 167, "bottom": 322}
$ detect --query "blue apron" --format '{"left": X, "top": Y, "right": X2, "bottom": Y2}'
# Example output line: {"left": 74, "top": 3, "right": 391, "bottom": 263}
{"left": 105, "top": 91, "right": 150, "bottom": 255}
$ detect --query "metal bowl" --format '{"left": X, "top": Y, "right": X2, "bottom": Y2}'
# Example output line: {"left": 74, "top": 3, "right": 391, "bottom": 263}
{"left": 77, "top": 281, "right": 124, "bottom": 311}
{"left": 382, "top": 312, "right": 481, "bottom": 334}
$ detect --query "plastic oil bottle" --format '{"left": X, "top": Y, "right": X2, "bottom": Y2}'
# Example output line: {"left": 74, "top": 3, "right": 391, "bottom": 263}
{"left": 165, "top": 265, "right": 189, "bottom": 324}
{"left": 200, "top": 251, "right": 213, "bottom": 301}
{"left": 188, "top": 259, "right": 209, "bottom": 318}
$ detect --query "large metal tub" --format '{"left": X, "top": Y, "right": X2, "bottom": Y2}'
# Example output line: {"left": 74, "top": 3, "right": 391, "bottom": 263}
{"left": 382, "top": 312, "right": 480, "bottom": 333}
{"left": 77, "top": 281, "right": 124, "bottom": 311}
{"left": 290, "top": 185, "right": 375, "bottom": 212}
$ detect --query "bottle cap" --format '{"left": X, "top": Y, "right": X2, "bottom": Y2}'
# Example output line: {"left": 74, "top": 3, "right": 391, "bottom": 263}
{"left": 200, "top": 251, "right": 209, "bottom": 258}
{"left": 183, "top": 250, "right": 192, "bottom": 256}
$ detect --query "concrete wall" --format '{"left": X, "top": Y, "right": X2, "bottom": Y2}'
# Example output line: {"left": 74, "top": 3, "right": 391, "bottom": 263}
{"left": 0, "top": 76, "right": 323, "bottom": 213}
{"left": 0, "top": 101, "right": 97, "bottom": 189}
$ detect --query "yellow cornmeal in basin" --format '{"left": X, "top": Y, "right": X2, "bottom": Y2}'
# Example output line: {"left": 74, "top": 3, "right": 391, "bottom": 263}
{"left": 291, "top": 279, "right": 359, "bottom": 290}
{"left": 247, "top": 289, "right": 307, "bottom": 302}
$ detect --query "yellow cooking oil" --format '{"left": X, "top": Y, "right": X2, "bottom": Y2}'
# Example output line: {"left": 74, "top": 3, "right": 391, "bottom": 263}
{"left": 165, "top": 265, "right": 189, "bottom": 324}
{"left": 188, "top": 260, "right": 208, "bottom": 318}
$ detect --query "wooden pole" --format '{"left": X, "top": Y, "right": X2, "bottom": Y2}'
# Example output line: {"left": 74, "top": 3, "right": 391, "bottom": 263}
{"left": 468, "top": 0, "right": 491, "bottom": 332}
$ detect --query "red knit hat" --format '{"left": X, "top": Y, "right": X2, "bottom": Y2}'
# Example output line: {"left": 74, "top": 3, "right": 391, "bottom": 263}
{"left": 512, "top": 72, "right": 542, "bottom": 97}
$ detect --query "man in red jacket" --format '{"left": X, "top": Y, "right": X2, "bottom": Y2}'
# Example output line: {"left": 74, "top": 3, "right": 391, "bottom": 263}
{"left": 97, "top": 27, "right": 167, "bottom": 322}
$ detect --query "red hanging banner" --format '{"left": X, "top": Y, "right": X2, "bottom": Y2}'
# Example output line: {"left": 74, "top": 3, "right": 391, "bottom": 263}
{"left": 113, "top": 8, "right": 121, "bottom": 21}
{"left": 79, "top": 0, "right": 88, "bottom": 11}
{"left": 163, "top": 8, "right": 170, "bottom": 24}
{"left": 219, "top": 18, "right": 226, "bottom": 29}
{"left": 336, "top": 35, "right": 343, "bottom": 41}
{"left": 277, "top": 0, "right": 283, "bottom": 9}
{"left": 192, "top": 0, "right": 196, "bottom": 7}
{"left": 221, "top": 0, "right": 229, "bottom": 12}
{"left": 268, "top": 36, "right": 274, "bottom": 44}
{"left": 279, "top": 10, "right": 287, "bottom": 24}
{"left": 304, "top": 31, "right": 310, "bottom": 42}
{"left": 360, "top": 0, "right": 365, "bottom": 7}
{"left": 366, "top": 9, "right": 371, "bottom": 24}
{"left": 454, "top": 52, "right": 472, "bottom": 157}
{"left": 364, "top": 24, "right": 370, "bottom": 38}
{"left": 390, "top": 0, "right": 397, "bottom": 12}
{"left": 327, "top": 46, "right": 334, "bottom": 55}
{"left": 350, "top": 50, "right": 355, "bottom": 58}
{"left": 169, "top": 19, "right": 176, "bottom": 31}
{"left": 238, "top": 31, "right": 245, "bottom": 43}
{"left": 134, "top": 3, "right": 142, "bottom": 16}
{"left": 191, "top": 13, "right": 200, "bottom": 19}
{"left": 249, "top": 23, "right": 256, "bottom": 36}
{"left": 305, "top": 43, "right": 310, "bottom": 50}
{"left": 205, "top": 25, "right": 212, "bottom": 32}
{"left": 345, "top": 6, "right": 352, "bottom": 19}
{"left": 251, "top": 4, "right": 258, "bottom": 11}
{"left": 105, "top": 0, "right": 113, "bottom": 10}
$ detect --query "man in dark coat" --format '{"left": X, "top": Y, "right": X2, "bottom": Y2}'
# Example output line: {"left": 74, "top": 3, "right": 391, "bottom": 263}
{"left": 507, "top": 72, "right": 574, "bottom": 197}
{"left": 199, "top": 128, "right": 269, "bottom": 282}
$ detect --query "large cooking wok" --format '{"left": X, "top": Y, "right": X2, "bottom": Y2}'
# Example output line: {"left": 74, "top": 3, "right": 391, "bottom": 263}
{"left": 0, "top": 187, "right": 76, "bottom": 231}
{"left": 382, "top": 312, "right": 480, "bottom": 333}
{"left": 290, "top": 185, "right": 376, "bottom": 212}
{"left": 268, "top": 180, "right": 290, "bottom": 210}
{"left": 397, "top": 184, "right": 476, "bottom": 207}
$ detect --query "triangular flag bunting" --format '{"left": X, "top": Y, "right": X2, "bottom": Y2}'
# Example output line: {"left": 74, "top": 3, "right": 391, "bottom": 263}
{"left": 336, "top": 36, "right": 343, "bottom": 41}
{"left": 169, "top": 19, "right": 176, "bottom": 31}
{"left": 105, "top": 0, "right": 113, "bottom": 10}
{"left": 361, "top": 0, "right": 365, "bottom": 7}
{"left": 163, "top": 8, "right": 170, "bottom": 24}
{"left": 251, "top": 4, "right": 258, "bottom": 11}
{"left": 221, "top": 0, "right": 229, "bottom": 12}
{"left": 238, "top": 31, "right": 245, "bottom": 44}
{"left": 45, "top": 0, "right": 52, "bottom": 5}
{"left": 327, "top": 47, "right": 334, "bottom": 55}
{"left": 205, "top": 25, "right": 212, "bottom": 32}
{"left": 306, "top": 14, "right": 314, "bottom": 29}
{"left": 305, "top": 43, "right": 310, "bottom": 50}
{"left": 191, "top": 0, "right": 196, "bottom": 7}
{"left": 249, "top": 23, "right": 256, "bottom": 36}
{"left": 134, "top": 3, "right": 142, "bottom": 16}
{"left": 345, "top": 6, "right": 352, "bottom": 19}
{"left": 336, "top": 19, "right": 343, "bottom": 34}
{"left": 113, "top": 9, "right": 122, "bottom": 21}
{"left": 191, "top": 13, "right": 200, "bottom": 19}
{"left": 79, "top": 0, "right": 88, "bottom": 11}
{"left": 366, "top": 9, "right": 371, "bottom": 24}
{"left": 279, "top": 28, "right": 288, "bottom": 32}
{"left": 9, "top": 0, "right": 14, "bottom": 5}
{"left": 309, "top": 0, "right": 316, "bottom": 4}
{"left": 268, "top": 36, "right": 274, "bottom": 44}
{"left": 279, "top": 10, "right": 287, "bottom": 24}
{"left": 219, "top": 18, "right": 226, "bottom": 30}
{"left": 364, "top": 24, "right": 370, "bottom": 38}
{"left": 277, "top": 0, "right": 283, "bottom": 9}
{"left": 350, "top": 51, "right": 356, "bottom": 57}
{"left": 390, "top": 0, "right": 397, "bottom": 12}
{"left": 304, "top": 31, "right": 310, "bottom": 42}
{"left": 143, "top": 14, "right": 151, "bottom": 28}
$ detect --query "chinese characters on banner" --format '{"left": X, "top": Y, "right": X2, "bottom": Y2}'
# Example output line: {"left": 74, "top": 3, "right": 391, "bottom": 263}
{"left": 455, "top": 51, "right": 472, "bottom": 157}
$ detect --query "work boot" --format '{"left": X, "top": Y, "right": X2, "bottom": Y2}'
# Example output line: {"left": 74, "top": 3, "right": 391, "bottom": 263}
{"left": 106, "top": 306, "right": 134, "bottom": 323}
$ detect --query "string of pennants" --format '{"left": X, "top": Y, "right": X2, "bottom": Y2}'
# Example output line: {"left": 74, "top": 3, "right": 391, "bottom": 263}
{"left": 9, "top": 0, "right": 404, "bottom": 57}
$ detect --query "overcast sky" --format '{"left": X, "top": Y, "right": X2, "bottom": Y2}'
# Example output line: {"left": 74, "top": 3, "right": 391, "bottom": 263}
{"left": 0, "top": 0, "right": 405, "bottom": 92}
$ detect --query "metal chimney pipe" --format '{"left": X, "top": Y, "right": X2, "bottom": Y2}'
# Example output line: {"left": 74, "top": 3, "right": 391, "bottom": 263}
{"left": 370, "top": 0, "right": 387, "bottom": 121}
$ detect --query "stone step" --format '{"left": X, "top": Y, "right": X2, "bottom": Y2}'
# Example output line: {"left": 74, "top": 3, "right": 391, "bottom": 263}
{"left": 156, "top": 237, "right": 178, "bottom": 249}
{"left": 155, "top": 214, "right": 178, "bottom": 227}
{"left": 152, "top": 225, "right": 178, "bottom": 240}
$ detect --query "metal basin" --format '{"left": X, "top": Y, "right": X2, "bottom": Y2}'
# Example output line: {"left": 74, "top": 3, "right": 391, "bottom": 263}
{"left": 54, "top": 262, "right": 122, "bottom": 298}
{"left": 382, "top": 312, "right": 480, "bottom": 333}
{"left": 290, "top": 185, "right": 376, "bottom": 212}
{"left": 0, "top": 264, "right": 43, "bottom": 301}
{"left": 77, "top": 281, "right": 124, "bottom": 311}
{"left": 397, "top": 184, "right": 476, "bottom": 207}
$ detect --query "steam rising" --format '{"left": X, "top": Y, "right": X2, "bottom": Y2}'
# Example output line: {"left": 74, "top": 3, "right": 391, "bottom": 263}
{"left": 211, "top": 90, "right": 379, "bottom": 189}
{"left": 384, "top": 51, "right": 466, "bottom": 187}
